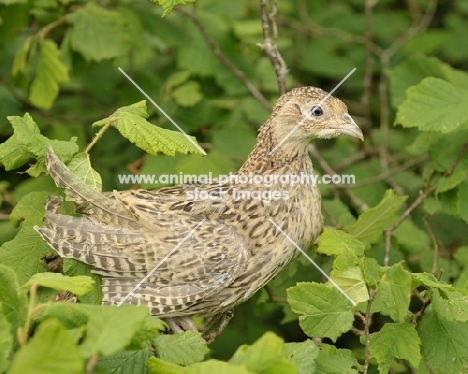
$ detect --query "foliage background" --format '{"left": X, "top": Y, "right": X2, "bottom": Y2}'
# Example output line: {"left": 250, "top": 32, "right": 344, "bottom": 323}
{"left": 1, "top": 0, "right": 468, "bottom": 373}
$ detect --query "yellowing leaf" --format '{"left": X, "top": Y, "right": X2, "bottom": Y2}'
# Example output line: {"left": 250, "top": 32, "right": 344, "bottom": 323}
{"left": 24, "top": 273, "right": 94, "bottom": 296}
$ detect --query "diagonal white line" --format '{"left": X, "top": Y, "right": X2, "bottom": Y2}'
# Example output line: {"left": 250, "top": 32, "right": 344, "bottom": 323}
{"left": 117, "top": 219, "right": 206, "bottom": 306}
{"left": 268, "top": 218, "right": 357, "bottom": 306}
{"left": 268, "top": 67, "right": 356, "bottom": 156}
{"left": 118, "top": 67, "right": 207, "bottom": 156}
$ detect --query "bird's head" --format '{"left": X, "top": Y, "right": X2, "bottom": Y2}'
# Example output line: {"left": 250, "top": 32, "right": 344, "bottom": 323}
{"left": 269, "top": 87, "right": 364, "bottom": 147}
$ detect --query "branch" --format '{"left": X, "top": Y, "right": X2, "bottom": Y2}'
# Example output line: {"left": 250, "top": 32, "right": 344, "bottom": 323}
{"left": 361, "top": 0, "right": 378, "bottom": 126}
{"left": 258, "top": 0, "right": 288, "bottom": 95}
{"left": 177, "top": 8, "right": 271, "bottom": 111}
{"left": 308, "top": 144, "right": 369, "bottom": 212}
{"left": 335, "top": 155, "right": 428, "bottom": 189}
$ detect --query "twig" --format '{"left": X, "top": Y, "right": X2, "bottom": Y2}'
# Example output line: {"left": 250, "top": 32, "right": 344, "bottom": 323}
{"left": 361, "top": 0, "right": 377, "bottom": 127}
{"left": 38, "top": 17, "right": 66, "bottom": 40}
{"left": 177, "top": 8, "right": 271, "bottom": 111}
{"left": 259, "top": 0, "right": 288, "bottom": 95}
{"left": 264, "top": 285, "right": 288, "bottom": 303}
{"left": 86, "top": 353, "right": 98, "bottom": 374}
{"left": 322, "top": 203, "right": 341, "bottom": 229}
{"left": 0, "top": 76, "right": 30, "bottom": 106}
{"left": 377, "top": 0, "right": 437, "bottom": 196}
{"left": 383, "top": 141, "right": 468, "bottom": 266}
{"left": 357, "top": 288, "right": 375, "bottom": 374}
{"left": 308, "top": 144, "right": 369, "bottom": 212}
{"left": 295, "top": 0, "right": 382, "bottom": 54}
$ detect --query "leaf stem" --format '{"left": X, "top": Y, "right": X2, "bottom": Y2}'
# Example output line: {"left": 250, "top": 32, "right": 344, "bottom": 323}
{"left": 85, "top": 119, "right": 116, "bottom": 154}
{"left": 18, "top": 283, "right": 38, "bottom": 346}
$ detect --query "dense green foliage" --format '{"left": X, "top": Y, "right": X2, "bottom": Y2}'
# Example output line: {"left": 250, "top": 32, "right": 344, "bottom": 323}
{"left": 1, "top": 0, "right": 468, "bottom": 373}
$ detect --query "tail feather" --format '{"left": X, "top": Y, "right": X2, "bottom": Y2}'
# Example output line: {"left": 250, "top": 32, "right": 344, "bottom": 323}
{"left": 45, "top": 145, "right": 138, "bottom": 228}
{"left": 101, "top": 278, "right": 208, "bottom": 316}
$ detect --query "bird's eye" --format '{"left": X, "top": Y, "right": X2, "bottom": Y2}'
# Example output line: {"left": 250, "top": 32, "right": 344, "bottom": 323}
{"left": 310, "top": 106, "right": 323, "bottom": 117}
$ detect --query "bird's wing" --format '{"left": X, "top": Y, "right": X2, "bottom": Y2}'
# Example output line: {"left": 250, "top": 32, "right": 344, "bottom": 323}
{"left": 37, "top": 200, "right": 248, "bottom": 316}
{"left": 100, "top": 216, "right": 249, "bottom": 316}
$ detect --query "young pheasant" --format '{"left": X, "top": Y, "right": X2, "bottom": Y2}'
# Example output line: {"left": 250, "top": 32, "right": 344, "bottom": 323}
{"left": 36, "top": 87, "right": 363, "bottom": 340}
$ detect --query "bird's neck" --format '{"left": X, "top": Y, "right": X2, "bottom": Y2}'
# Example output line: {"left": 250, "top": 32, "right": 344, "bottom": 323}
{"left": 239, "top": 120, "right": 313, "bottom": 175}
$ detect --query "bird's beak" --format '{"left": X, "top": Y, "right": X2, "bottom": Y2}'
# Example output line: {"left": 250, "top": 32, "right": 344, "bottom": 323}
{"left": 333, "top": 114, "right": 364, "bottom": 141}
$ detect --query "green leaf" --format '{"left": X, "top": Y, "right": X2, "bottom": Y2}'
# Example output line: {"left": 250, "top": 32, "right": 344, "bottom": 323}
{"left": 24, "top": 273, "right": 94, "bottom": 296}
{"left": 12, "top": 36, "right": 34, "bottom": 76}
{"left": 431, "top": 288, "right": 468, "bottom": 322}
{"left": 411, "top": 272, "right": 453, "bottom": 290}
{"left": 439, "top": 187, "right": 460, "bottom": 215}
{"left": 152, "top": 0, "right": 196, "bottom": 18}
{"left": 166, "top": 71, "right": 191, "bottom": 87}
{"left": 92, "top": 101, "right": 203, "bottom": 156}
{"left": 318, "top": 229, "right": 365, "bottom": 257}
{"left": 314, "top": 344, "right": 359, "bottom": 374}
{"left": 437, "top": 170, "right": 466, "bottom": 193}
{"left": 360, "top": 257, "right": 381, "bottom": 288}
{"left": 66, "top": 3, "right": 129, "bottom": 61}
{"left": 62, "top": 259, "right": 102, "bottom": 304}
{"left": 67, "top": 152, "right": 102, "bottom": 192}
{"left": 318, "top": 228, "right": 365, "bottom": 271}
{"left": 454, "top": 245, "right": 468, "bottom": 268}
{"left": 154, "top": 331, "right": 209, "bottom": 366}
{"left": 388, "top": 54, "right": 448, "bottom": 108}
{"left": 287, "top": 283, "right": 354, "bottom": 342}
{"left": 0, "top": 113, "right": 78, "bottom": 174}
{"left": 348, "top": 190, "right": 408, "bottom": 244}
{"left": 395, "top": 77, "right": 468, "bottom": 133}
{"left": 331, "top": 267, "right": 369, "bottom": 304}
{"left": 96, "top": 349, "right": 152, "bottom": 374}
{"left": 148, "top": 357, "right": 187, "bottom": 374}
{"left": 417, "top": 306, "right": 468, "bottom": 373}
{"left": 8, "top": 319, "right": 84, "bottom": 374}
{"left": 0, "top": 305, "right": 13, "bottom": 373}
{"left": 29, "top": 39, "right": 69, "bottom": 110}
{"left": 322, "top": 200, "right": 356, "bottom": 228}
{"left": 229, "top": 332, "right": 296, "bottom": 374}
{"left": 368, "top": 322, "right": 421, "bottom": 374}
{"left": 371, "top": 263, "right": 412, "bottom": 322}
{"left": 189, "top": 360, "right": 250, "bottom": 374}
{"left": 172, "top": 81, "right": 203, "bottom": 107}
{"left": 393, "top": 220, "right": 431, "bottom": 255}
{"left": 283, "top": 340, "right": 319, "bottom": 374}
{"left": 0, "top": 226, "right": 51, "bottom": 284}
{"left": 9, "top": 191, "right": 51, "bottom": 227}
{"left": 41, "top": 303, "right": 105, "bottom": 330}
{"left": 81, "top": 305, "right": 149, "bottom": 357}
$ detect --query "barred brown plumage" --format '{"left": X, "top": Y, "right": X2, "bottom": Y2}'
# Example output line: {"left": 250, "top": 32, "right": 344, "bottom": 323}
{"left": 35, "top": 87, "right": 363, "bottom": 341}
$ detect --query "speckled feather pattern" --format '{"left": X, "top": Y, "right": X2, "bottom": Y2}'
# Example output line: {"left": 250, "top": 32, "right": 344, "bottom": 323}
{"left": 36, "top": 86, "right": 357, "bottom": 318}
